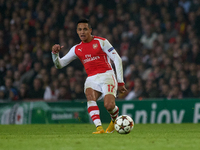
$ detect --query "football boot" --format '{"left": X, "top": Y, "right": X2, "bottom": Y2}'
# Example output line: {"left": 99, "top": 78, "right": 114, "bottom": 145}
{"left": 105, "top": 120, "right": 115, "bottom": 133}
{"left": 92, "top": 126, "right": 105, "bottom": 134}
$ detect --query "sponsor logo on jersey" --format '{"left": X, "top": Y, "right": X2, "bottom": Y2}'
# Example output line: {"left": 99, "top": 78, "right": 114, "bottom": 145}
{"left": 78, "top": 48, "right": 82, "bottom": 52}
{"left": 83, "top": 56, "right": 100, "bottom": 64}
{"left": 108, "top": 47, "right": 114, "bottom": 52}
{"left": 93, "top": 43, "right": 98, "bottom": 49}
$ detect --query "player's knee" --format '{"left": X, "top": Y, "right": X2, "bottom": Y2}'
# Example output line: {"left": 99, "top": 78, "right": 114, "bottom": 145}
{"left": 104, "top": 102, "right": 115, "bottom": 111}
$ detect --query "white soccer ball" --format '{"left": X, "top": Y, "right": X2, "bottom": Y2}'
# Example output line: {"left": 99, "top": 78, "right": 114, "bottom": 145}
{"left": 114, "top": 115, "right": 134, "bottom": 134}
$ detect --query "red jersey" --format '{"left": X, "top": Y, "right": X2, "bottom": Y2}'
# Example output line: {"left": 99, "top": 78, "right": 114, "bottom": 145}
{"left": 74, "top": 36, "right": 112, "bottom": 76}
{"left": 52, "top": 36, "right": 124, "bottom": 84}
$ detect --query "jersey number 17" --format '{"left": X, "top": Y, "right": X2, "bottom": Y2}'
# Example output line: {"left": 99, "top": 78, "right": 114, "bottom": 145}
{"left": 107, "top": 84, "right": 115, "bottom": 92}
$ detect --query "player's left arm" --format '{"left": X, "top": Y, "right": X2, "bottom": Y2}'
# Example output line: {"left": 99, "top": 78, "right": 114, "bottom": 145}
{"left": 102, "top": 39, "right": 127, "bottom": 94}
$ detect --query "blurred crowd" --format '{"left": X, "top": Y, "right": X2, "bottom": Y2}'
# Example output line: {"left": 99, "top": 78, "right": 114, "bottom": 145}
{"left": 0, "top": 0, "right": 200, "bottom": 101}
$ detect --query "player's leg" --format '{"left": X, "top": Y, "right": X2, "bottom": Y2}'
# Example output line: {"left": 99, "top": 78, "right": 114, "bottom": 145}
{"left": 104, "top": 94, "right": 119, "bottom": 121}
{"left": 104, "top": 94, "right": 119, "bottom": 133}
{"left": 99, "top": 72, "right": 119, "bottom": 133}
{"left": 85, "top": 88, "right": 104, "bottom": 134}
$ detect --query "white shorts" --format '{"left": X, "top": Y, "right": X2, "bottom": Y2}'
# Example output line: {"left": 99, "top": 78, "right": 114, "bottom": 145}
{"left": 84, "top": 71, "right": 118, "bottom": 100}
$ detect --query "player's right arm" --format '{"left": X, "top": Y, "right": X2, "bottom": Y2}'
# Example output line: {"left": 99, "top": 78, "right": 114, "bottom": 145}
{"left": 51, "top": 44, "right": 78, "bottom": 69}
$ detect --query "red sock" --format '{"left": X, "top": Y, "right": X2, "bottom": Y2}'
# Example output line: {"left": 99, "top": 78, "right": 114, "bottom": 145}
{"left": 87, "top": 101, "right": 102, "bottom": 127}
{"left": 108, "top": 106, "right": 119, "bottom": 122}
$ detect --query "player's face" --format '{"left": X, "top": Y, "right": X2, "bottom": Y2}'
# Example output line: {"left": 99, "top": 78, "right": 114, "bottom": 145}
{"left": 77, "top": 23, "right": 92, "bottom": 42}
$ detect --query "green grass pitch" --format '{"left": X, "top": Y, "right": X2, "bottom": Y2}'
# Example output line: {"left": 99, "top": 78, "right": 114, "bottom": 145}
{"left": 0, "top": 123, "right": 200, "bottom": 150}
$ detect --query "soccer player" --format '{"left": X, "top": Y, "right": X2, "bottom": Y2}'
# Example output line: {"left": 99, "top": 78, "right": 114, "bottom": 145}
{"left": 51, "top": 19, "right": 127, "bottom": 134}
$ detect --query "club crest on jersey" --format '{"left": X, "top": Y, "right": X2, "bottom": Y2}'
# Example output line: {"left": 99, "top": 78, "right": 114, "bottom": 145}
{"left": 93, "top": 43, "right": 98, "bottom": 49}
{"left": 108, "top": 47, "right": 114, "bottom": 52}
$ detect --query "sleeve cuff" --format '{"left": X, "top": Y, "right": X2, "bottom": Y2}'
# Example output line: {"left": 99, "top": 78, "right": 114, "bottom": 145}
{"left": 118, "top": 83, "right": 124, "bottom": 86}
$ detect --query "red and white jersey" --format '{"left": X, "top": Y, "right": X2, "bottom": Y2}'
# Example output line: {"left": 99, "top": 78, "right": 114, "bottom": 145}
{"left": 52, "top": 36, "right": 124, "bottom": 84}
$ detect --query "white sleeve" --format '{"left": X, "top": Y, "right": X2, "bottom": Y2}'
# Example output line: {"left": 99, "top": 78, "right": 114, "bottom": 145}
{"left": 51, "top": 45, "right": 78, "bottom": 69}
{"left": 101, "top": 39, "right": 124, "bottom": 84}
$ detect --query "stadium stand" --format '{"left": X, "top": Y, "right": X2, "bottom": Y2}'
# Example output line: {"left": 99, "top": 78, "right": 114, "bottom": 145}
{"left": 0, "top": 0, "right": 200, "bottom": 101}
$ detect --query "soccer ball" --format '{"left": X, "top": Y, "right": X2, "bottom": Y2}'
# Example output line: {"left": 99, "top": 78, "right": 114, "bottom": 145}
{"left": 114, "top": 115, "right": 134, "bottom": 134}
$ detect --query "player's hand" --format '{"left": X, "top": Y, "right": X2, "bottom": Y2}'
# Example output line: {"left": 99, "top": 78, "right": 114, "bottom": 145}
{"left": 52, "top": 44, "right": 64, "bottom": 54}
{"left": 118, "top": 85, "right": 127, "bottom": 94}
